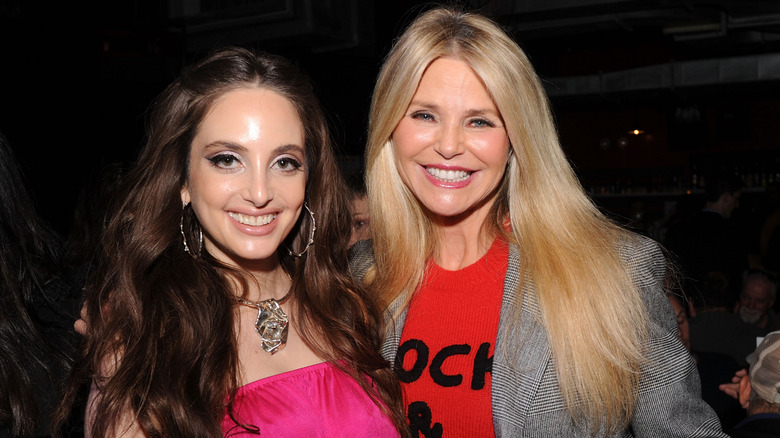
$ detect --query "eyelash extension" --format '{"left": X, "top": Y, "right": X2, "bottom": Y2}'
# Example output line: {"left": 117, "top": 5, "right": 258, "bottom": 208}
{"left": 274, "top": 156, "right": 304, "bottom": 171}
{"left": 207, "top": 153, "right": 240, "bottom": 167}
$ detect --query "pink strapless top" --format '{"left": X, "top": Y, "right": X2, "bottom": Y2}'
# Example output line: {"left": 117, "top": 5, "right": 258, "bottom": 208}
{"left": 222, "top": 361, "right": 399, "bottom": 437}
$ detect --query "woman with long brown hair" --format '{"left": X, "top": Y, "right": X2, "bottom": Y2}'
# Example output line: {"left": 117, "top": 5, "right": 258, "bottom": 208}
{"left": 54, "top": 46, "right": 405, "bottom": 437}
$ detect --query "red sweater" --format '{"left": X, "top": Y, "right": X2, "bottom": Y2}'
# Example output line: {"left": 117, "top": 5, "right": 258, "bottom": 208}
{"left": 398, "top": 238, "right": 508, "bottom": 437}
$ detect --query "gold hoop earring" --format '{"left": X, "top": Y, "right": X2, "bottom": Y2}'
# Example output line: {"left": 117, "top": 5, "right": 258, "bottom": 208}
{"left": 288, "top": 203, "right": 316, "bottom": 257}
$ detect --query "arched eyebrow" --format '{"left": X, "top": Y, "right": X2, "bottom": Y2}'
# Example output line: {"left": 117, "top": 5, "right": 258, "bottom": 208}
{"left": 407, "top": 100, "right": 501, "bottom": 120}
{"left": 202, "top": 141, "right": 245, "bottom": 153}
{"left": 465, "top": 108, "right": 502, "bottom": 119}
{"left": 407, "top": 100, "right": 438, "bottom": 111}
{"left": 273, "top": 144, "right": 305, "bottom": 156}
{"left": 203, "top": 141, "right": 304, "bottom": 156}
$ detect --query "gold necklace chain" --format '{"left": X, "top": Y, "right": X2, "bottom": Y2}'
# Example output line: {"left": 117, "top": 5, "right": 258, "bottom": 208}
{"left": 235, "top": 272, "right": 293, "bottom": 307}
{"left": 236, "top": 290, "right": 292, "bottom": 308}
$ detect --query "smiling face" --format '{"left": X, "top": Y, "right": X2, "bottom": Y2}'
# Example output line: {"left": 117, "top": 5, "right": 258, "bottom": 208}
{"left": 391, "top": 57, "right": 510, "bottom": 226}
{"left": 181, "top": 87, "right": 306, "bottom": 269}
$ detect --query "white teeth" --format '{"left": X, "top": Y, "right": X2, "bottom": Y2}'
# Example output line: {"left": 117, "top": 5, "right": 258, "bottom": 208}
{"left": 426, "top": 167, "right": 471, "bottom": 182}
{"left": 229, "top": 212, "right": 276, "bottom": 226}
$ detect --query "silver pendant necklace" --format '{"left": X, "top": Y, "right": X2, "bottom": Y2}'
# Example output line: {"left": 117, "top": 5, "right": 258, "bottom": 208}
{"left": 236, "top": 288, "right": 292, "bottom": 355}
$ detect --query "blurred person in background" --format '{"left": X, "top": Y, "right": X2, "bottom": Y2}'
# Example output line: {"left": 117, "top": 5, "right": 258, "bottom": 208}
{"left": 665, "top": 170, "right": 747, "bottom": 310}
{"left": 0, "top": 131, "right": 83, "bottom": 437}
{"left": 345, "top": 169, "right": 371, "bottom": 248}
{"left": 721, "top": 331, "right": 780, "bottom": 437}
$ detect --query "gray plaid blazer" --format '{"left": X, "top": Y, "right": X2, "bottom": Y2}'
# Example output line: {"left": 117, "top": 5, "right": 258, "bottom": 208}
{"left": 350, "top": 235, "right": 728, "bottom": 437}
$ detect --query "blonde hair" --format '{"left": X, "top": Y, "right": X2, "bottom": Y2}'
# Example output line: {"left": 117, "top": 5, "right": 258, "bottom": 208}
{"left": 365, "top": 6, "right": 648, "bottom": 433}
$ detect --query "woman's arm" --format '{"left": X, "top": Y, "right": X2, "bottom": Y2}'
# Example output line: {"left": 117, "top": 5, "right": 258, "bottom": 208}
{"left": 85, "top": 381, "right": 147, "bottom": 438}
{"left": 85, "top": 344, "right": 147, "bottom": 438}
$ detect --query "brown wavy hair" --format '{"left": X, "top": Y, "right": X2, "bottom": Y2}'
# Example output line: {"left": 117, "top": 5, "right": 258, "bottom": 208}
{"left": 53, "top": 46, "right": 405, "bottom": 437}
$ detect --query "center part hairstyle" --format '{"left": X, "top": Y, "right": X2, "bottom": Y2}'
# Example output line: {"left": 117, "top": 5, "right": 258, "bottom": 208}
{"left": 55, "top": 46, "right": 403, "bottom": 437}
{"left": 365, "top": 6, "right": 649, "bottom": 433}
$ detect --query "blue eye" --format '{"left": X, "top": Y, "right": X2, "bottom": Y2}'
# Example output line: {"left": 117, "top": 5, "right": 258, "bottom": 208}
{"left": 470, "top": 118, "right": 495, "bottom": 128}
{"left": 412, "top": 112, "right": 435, "bottom": 122}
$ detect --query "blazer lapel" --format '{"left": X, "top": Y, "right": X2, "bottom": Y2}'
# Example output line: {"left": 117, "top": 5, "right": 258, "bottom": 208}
{"left": 492, "top": 244, "right": 552, "bottom": 437}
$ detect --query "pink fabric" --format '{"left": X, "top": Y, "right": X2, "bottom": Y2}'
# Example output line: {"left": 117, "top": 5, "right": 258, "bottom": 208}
{"left": 222, "top": 361, "right": 399, "bottom": 437}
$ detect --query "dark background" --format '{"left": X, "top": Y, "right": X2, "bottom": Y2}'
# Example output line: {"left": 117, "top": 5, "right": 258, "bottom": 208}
{"left": 2, "top": 0, "right": 780, "bottom": 238}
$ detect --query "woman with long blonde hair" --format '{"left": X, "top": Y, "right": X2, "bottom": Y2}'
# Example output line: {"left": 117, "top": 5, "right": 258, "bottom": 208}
{"left": 352, "top": 6, "right": 727, "bottom": 437}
